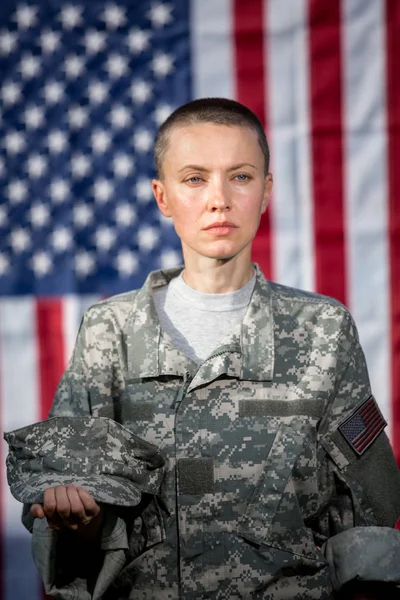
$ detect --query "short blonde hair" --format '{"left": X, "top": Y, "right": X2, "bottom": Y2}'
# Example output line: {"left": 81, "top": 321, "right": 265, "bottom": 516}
{"left": 154, "top": 97, "right": 270, "bottom": 178}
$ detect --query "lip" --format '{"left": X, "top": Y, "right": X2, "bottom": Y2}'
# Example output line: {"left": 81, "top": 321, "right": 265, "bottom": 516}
{"left": 204, "top": 221, "right": 238, "bottom": 231}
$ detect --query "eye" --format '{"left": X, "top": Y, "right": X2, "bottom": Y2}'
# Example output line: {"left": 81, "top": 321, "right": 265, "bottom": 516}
{"left": 185, "top": 176, "right": 202, "bottom": 184}
{"left": 234, "top": 173, "right": 250, "bottom": 181}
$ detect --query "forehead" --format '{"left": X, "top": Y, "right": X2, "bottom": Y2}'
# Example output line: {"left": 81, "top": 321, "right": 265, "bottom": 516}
{"left": 165, "top": 122, "right": 262, "bottom": 163}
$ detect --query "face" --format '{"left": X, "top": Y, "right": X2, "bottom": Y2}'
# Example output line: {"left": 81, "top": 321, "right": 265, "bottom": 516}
{"left": 152, "top": 123, "right": 272, "bottom": 265}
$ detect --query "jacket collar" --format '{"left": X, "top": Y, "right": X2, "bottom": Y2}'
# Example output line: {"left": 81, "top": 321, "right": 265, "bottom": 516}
{"left": 124, "top": 264, "right": 275, "bottom": 385}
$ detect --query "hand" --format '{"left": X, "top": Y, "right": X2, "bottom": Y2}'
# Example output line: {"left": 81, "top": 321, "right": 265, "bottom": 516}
{"left": 30, "top": 485, "right": 102, "bottom": 533}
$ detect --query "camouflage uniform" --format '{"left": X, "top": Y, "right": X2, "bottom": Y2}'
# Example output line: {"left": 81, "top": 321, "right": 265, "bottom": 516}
{"left": 19, "top": 266, "right": 400, "bottom": 598}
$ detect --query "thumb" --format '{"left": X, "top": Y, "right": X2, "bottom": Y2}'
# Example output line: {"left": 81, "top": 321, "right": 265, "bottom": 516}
{"left": 30, "top": 503, "right": 46, "bottom": 519}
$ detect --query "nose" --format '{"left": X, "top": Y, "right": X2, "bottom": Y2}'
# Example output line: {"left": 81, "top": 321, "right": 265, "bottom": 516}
{"left": 206, "top": 178, "right": 231, "bottom": 212}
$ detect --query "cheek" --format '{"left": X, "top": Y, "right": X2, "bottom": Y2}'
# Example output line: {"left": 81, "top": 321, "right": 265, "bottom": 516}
{"left": 167, "top": 184, "right": 200, "bottom": 212}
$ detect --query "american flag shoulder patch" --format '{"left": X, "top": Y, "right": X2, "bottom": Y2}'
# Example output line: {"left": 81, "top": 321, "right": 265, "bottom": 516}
{"left": 338, "top": 395, "right": 387, "bottom": 456}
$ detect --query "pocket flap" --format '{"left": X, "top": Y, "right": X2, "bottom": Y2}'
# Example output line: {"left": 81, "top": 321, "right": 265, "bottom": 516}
{"left": 238, "top": 424, "right": 305, "bottom": 545}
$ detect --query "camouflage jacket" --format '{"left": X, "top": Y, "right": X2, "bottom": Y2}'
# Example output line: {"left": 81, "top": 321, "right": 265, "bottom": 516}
{"left": 27, "top": 265, "right": 400, "bottom": 600}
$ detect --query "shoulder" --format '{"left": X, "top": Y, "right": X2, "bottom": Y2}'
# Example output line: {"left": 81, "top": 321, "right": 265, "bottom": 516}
{"left": 265, "top": 280, "right": 358, "bottom": 346}
{"left": 269, "top": 280, "right": 352, "bottom": 320}
{"left": 79, "top": 289, "right": 141, "bottom": 334}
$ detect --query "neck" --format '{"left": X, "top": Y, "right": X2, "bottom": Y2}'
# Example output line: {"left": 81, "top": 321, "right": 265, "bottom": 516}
{"left": 181, "top": 249, "right": 255, "bottom": 293}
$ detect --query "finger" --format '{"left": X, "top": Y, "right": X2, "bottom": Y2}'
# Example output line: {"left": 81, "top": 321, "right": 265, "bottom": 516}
{"left": 76, "top": 487, "right": 101, "bottom": 518}
{"left": 65, "top": 484, "right": 87, "bottom": 528}
{"left": 30, "top": 503, "right": 45, "bottom": 519}
{"left": 42, "top": 487, "right": 58, "bottom": 520}
{"left": 52, "top": 486, "right": 72, "bottom": 523}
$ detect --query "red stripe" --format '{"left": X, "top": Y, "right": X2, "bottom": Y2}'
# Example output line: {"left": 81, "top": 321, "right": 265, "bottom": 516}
{"left": 36, "top": 300, "right": 66, "bottom": 420}
{"left": 359, "top": 399, "right": 376, "bottom": 419}
{"left": 354, "top": 416, "right": 385, "bottom": 450}
{"left": 36, "top": 300, "right": 66, "bottom": 600}
{"left": 233, "top": 0, "right": 273, "bottom": 280}
{"left": 356, "top": 423, "right": 386, "bottom": 452}
{"left": 386, "top": 0, "right": 400, "bottom": 466}
{"left": 308, "top": 0, "right": 347, "bottom": 304}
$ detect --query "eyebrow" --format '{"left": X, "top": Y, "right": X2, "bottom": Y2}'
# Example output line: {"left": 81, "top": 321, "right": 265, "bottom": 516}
{"left": 178, "top": 162, "right": 258, "bottom": 173}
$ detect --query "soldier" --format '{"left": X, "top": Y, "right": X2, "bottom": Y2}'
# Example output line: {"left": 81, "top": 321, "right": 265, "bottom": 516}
{"left": 5, "top": 98, "right": 400, "bottom": 599}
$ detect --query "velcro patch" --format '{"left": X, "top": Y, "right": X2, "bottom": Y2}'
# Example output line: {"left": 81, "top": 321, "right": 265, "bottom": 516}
{"left": 338, "top": 395, "right": 387, "bottom": 456}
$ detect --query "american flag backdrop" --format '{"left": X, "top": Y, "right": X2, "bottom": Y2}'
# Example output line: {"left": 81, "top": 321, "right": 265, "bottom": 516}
{"left": 0, "top": 0, "right": 399, "bottom": 598}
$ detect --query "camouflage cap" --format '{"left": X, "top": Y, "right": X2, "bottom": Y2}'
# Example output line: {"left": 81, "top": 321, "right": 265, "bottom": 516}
{"left": 4, "top": 416, "right": 166, "bottom": 507}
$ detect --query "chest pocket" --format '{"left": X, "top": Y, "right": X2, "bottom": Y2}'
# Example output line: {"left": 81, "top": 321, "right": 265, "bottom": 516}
{"left": 237, "top": 424, "right": 322, "bottom": 561}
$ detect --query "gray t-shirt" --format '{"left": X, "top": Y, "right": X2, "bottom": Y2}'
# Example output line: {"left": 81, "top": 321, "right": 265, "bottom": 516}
{"left": 152, "top": 271, "right": 256, "bottom": 364}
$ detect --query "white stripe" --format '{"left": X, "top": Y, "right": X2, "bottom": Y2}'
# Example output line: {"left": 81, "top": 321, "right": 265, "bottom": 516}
{"left": 266, "top": 0, "right": 315, "bottom": 291}
{"left": 342, "top": 0, "right": 391, "bottom": 431}
{"left": 0, "top": 299, "right": 41, "bottom": 600}
{"left": 191, "top": 0, "right": 235, "bottom": 99}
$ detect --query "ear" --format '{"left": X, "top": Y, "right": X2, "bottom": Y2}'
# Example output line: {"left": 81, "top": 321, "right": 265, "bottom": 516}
{"left": 152, "top": 179, "right": 172, "bottom": 217}
{"left": 261, "top": 173, "right": 273, "bottom": 214}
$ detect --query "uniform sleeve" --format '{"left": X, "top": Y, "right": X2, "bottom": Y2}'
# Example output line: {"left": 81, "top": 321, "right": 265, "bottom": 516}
{"left": 313, "top": 309, "right": 400, "bottom": 591}
{"left": 27, "top": 308, "right": 130, "bottom": 598}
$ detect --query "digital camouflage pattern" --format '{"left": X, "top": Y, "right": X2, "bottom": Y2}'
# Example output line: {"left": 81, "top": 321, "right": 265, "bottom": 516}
{"left": 4, "top": 416, "right": 166, "bottom": 507}
{"left": 323, "top": 526, "right": 400, "bottom": 591}
{"left": 18, "top": 266, "right": 400, "bottom": 599}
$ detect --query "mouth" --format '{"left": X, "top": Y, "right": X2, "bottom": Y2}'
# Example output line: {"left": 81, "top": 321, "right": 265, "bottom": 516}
{"left": 204, "top": 222, "right": 238, "bottom": 233}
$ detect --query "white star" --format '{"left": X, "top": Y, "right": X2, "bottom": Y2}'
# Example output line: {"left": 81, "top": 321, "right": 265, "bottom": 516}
{"left": 0, "top": 31, "right": 17, "bottom": 54}
{"left": 93, "top": 177, "right": 114, "bottom": 202}
{"left": 43, "top": 80, "right": 65, "bottom": 104}
{"left": 9, "top": 227, "right": 31, "bottom": 253}
{"left": 105, "top": 53, "right": 128, "bottom": 78}
{"left": 112, "top": 154, "right": 134, "bottom": 178}
{"left": 137, "top": 225, "right": 159, "bottom": 251}
{"left": 136, "top": 177, "right": 153, "bottom": 203}
{"left": 83, "top": 30, "right": 106, "bottom": 54}
{"left": 64, "top": 54, "right": 85, "bottom": 78}
{"left": 7, "top": 179, "right": 28, "bottom": 203}
{"left": 148, "top": 3, "right": 173, "bottom": 28}
{"left": 0, "top": 206, "right": 8, "bottom": 227}
{"left": 94, "top": 225, "right": 116, "bottom": 251}
{"left": 152, "top": 52, "right": 174, "bottom": 78}
{"left": 115, "top": 249, "right": 138, "bottom": 276}
{"left": 67, "top": 105, "right": 88, "bottom": 129}
{"left": 29, "top": 203, "right": 50, "bottom": 228}
{"left": 91, "top": 129, "right": 111, "bottom": 153}
{"left": 24, "top": 105, "right": 44, "bottom": 128}
{"left": 31, "top": 251, "right": 52, "bottom": 277}
{"left": 70, "top": 153, "right": 91, "bottom": 178}
{"left": 50, "top": 179, "right": 69, "bottom": 203}
{"left": 73, "top": 203, "right": 93, "bottom": 228}
{"left": 1, "top": 82, "right": 22, "bottom": 105}
{"left": 127, "top": 28, "right": 150, "bottom": 54}
{"left": 109, "top": 105, "right": 132, "bottom": 129}
{"left": 59, "top": 5, "right": 83, "bottom": 29}
{"left": 39, "top": 30, "right": 61, "bottom": 54}
{"left": 75, "top": 250, "right": 95, "bottom": 278}
{"left": 14, "top": 5, "right": 38, "bottom": 29}
{"left": 47, "top": 130, "right": 68, "bottom": 154}
{"left": 52, "top": 227, "right": 72, "bottom": 252}
{"left": 160, "top": 249, "right": 181, "bottom": 269}
{"left": 133, "top": 129, "right": 153, "bottom": 153}
{"left": 154, "top": 103, "right": 174, "bottom": 125}
{"left": 19, "top": 53, "right": 41, "bottom": 78}
{"left": 26, "top": 154, "right": 47, "bottom": 178}
{"left": 88, "top": 80, "right": 109, "bottom": 104}
{"left": 130, "top": 80, "right": 152, "bottom": 104}
{"left": 115, "top": 203, "right": 136, "bottom": 227}
{"left": 4, "top": 131, "right": 26, "bottom": 154}
{"left": 102, "top": 4, "right": 126, "bottom": 29}
{"left": 0, "top": 254, "right": 10, "bottom": 276}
